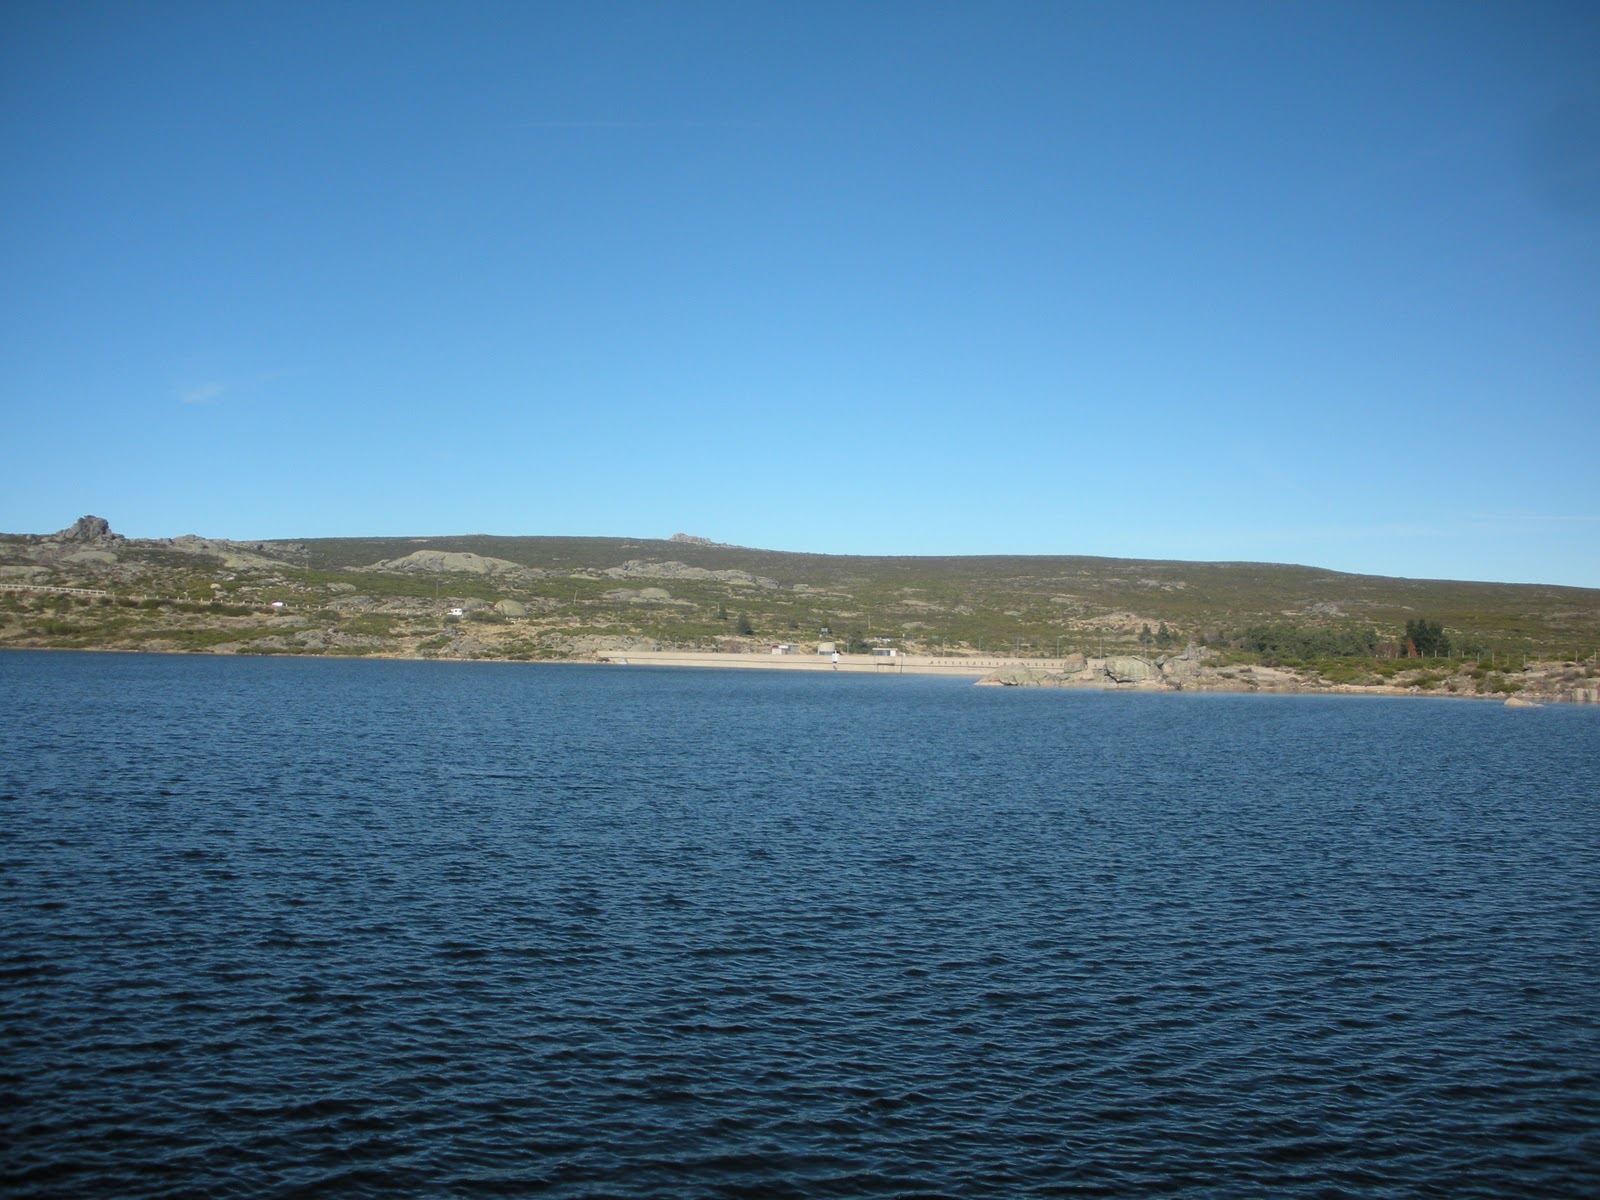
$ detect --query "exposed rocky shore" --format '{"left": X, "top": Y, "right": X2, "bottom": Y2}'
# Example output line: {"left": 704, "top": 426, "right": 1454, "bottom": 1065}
{"left": 976, "top": 646, "right": 1598, "bottom": 705}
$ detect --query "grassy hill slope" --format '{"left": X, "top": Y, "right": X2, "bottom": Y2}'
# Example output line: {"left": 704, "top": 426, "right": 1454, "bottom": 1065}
{"left": 3, "top": 521, "right": 1598, "bottom": 676}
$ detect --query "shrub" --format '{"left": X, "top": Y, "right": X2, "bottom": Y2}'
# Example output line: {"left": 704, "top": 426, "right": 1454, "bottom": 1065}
{"left": 1240, "top": 621, "right": 1379, "bottom": 660}
{"left": 1309, "top": 658, "right": 1373, "bottom": 685}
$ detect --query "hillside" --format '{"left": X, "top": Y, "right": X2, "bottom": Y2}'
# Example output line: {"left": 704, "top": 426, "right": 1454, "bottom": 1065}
{"left": 3, "top": 517, "right": 1598, "bottom": 701}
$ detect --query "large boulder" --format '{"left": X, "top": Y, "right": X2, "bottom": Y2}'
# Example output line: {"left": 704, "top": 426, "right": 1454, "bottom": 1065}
{"left": 1103, "top": 655, "right": 1157, "bottom": 683}
{"left": 979, "top": 668, "right": 1049, "bottom": 687}
{"left": 1158, "top": 650, "right": 1206, "bottom": 681}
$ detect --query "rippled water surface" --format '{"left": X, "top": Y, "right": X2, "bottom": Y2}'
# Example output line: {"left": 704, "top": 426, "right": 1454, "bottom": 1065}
{"left": 3, "top": 651, "right": 1598, "bottom": 1198}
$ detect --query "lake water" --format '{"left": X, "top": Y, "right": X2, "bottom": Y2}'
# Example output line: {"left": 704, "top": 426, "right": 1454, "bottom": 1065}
{"left": 2, "top": 651, "right": 1597, "bottom": 1198}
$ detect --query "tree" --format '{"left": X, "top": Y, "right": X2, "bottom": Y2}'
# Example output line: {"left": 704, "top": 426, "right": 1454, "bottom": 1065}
{"left": 1404, "top": 618, "right": 1450, "bottom": 658}
{"left": 735, "top": 611, "right": 754, "bottom": 636}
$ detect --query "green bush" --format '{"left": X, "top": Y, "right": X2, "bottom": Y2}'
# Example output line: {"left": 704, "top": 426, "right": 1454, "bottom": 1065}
{"left": 1477, "top": 672, "right": 1522, "bottom": 694}
{"left": 341, "top": 614, "right": 397, "bottom": 637}
{"left": 1307, "top": 657, "right": 1375, "bottom": 685}
{"left": 1241, "top": 621, "right": 1379, "bottom": 660}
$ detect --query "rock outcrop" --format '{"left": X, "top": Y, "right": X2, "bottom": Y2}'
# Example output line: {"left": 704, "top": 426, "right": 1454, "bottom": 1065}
{"left": 980, "top": 646, "right": 1214, "bottom": 690}
{"left": 368, "top": 550, "right": 542, "bottom": 579}
{"left": 164, "top": 534, "right": 293, "bottom": 570}
{"left": 603, "top": 560, "right": 779, "bottom": 588}
{"left": 51, "top": 515, "right": 121, "bottom": 544}
{"left": 600, "top": 586, "right": 692, "bottom": 606}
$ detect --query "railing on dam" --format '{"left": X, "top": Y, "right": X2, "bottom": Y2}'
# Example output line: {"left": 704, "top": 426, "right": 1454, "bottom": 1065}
{"left": 0, "top": 583, "right": 113, "bottom": 598}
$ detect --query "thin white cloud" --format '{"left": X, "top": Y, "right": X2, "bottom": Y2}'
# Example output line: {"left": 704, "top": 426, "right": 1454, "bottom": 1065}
{"left": 181, "top": 382, "right": 227, "bottom": 405}
{"left": 177, "top": 367, "right": 291, "bottom": 406}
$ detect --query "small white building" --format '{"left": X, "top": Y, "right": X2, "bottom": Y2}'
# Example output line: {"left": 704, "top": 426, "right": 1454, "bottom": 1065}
{"left": 770, "top": 643, "right": 793, "bottom": 655}
{"left": 871, "top": 647, "right": 897, "bottom": 658}
{"left": 817, "top": 642, "right": 836, "bottom": 656}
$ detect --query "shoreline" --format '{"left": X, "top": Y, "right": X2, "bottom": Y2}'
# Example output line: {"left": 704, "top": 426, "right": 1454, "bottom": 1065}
{"left": 3, "top": 644, "right": 1590, "bottom": 704}
{"left": 592, "top": 649, "right": 1003, "bottom": 676}
{"left": 588, "top": 649, "right": 1554, "bottom": 702}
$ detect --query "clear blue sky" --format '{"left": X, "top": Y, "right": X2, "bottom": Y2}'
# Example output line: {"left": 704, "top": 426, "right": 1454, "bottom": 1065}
{"left": 4, "top": 1, "right": 1597, "bottom": 587}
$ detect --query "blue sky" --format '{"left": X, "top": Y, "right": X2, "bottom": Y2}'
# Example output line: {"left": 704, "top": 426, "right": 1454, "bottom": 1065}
{"left": 3, "top": 1, "right": 1597, "bottom": 587}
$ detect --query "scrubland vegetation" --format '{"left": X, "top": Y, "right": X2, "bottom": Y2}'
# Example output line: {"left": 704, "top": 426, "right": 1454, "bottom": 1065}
{"left": 3, "top": 526, "right": 1596, "bottom": 700}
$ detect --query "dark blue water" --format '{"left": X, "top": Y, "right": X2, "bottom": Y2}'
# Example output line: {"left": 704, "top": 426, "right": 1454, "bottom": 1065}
{"left": 3, "top": 652, "right": 1597, "bottom": 1198}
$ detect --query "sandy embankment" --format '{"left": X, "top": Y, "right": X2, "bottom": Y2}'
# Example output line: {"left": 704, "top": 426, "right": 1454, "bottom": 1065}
{"left": 593, "top": 649, "right": 1022, "bottom": 677}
